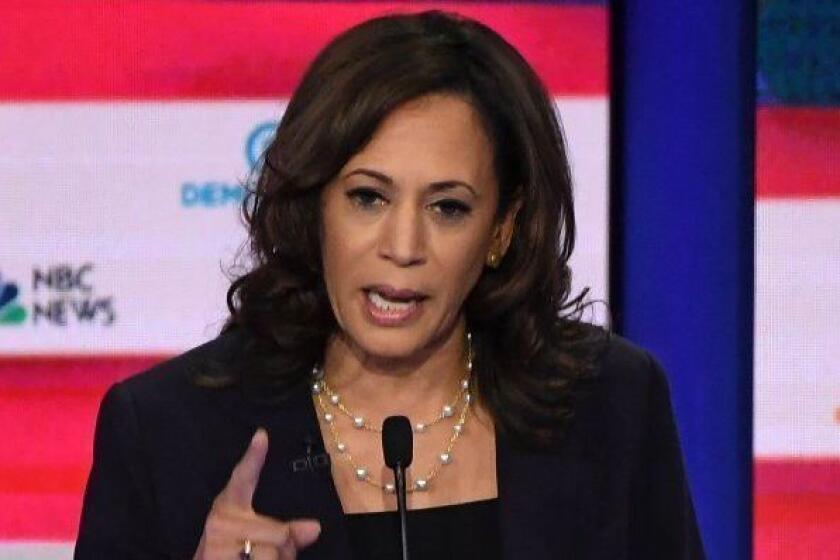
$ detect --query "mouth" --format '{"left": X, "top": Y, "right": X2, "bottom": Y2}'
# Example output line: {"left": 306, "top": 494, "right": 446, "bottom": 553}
{"left": 363, "top": 284, "right": 429, "bottom": 302}
{"left": 361, "top": 285, "right": 428, "bottom": 325}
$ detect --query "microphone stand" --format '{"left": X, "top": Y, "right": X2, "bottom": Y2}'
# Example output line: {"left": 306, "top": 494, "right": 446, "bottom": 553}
{"left": 394, "top": 461, "right": 410, "bottom": 560}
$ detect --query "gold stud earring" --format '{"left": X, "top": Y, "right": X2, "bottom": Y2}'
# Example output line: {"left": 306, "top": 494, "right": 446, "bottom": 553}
{"left": 486, "top": 252, "right": 500, "bottom": 268}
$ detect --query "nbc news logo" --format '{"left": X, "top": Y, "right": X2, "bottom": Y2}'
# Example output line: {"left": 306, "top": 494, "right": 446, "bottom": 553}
{"left": 0, "top": 273, "right": 26, "bottom": 326}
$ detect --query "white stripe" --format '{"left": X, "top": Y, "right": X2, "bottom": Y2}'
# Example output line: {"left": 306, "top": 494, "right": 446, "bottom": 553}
{"left": 0, "top": 542, "right": 73, "bottom": 560}
{"left": 0, "top": 99, "right": 608, "bottom": 352}
{"left": 559, "top": 99, "right": 610, "bottom": 327}
{"left": 754, "top": 199, "right": 840, "bottom": 456}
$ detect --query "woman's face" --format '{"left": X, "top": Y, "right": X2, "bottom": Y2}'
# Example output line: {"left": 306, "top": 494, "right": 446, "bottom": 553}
{"left": 320, "top": 93, "right": 516, "bottom": 362}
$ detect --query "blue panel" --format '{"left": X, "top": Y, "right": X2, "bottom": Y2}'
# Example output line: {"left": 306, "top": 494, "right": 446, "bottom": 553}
{"left": 611, "top": 2, "right": 755, "bottom": 559}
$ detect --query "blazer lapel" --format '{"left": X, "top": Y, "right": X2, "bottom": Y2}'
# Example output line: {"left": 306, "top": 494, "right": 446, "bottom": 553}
{"left": 497, "top": 430, "right": 557, "bottom": 560}
{"left": 496, "top": 428, "right": 604, "bottom": 559}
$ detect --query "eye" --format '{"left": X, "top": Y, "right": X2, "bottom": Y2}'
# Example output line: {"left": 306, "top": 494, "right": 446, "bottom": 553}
{"left": 431, "top": 199, "right": 472, "bottom": 220}
{"left": 346, "top": 187, "right": 386, "bottom": 209}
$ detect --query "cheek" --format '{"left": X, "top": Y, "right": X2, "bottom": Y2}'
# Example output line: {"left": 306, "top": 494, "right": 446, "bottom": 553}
{"left": 321, "top": 229, "right": 342, "bottom": 273}
{"left": 320, "top": 211, "right": 354, "bottom": 314}
{"left": 322, "top": 232, "right": 356, "bottom": 297}
{"left": 320, "top": 196, "right": 353, "bottom": 274}
{"left": 320, "top": 216, "right": 377, "bottom": 324}
{"left": 322, "top": 218, "right": 372, "bottom": 275}
{"left": 434, "top": 231, "right": 491, "bottom": 302}
{"left": 319, "top": 241, "right": 340, "bottom": 322}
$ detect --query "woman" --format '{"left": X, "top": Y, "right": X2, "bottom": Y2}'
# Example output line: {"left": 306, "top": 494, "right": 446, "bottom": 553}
{"left": 75, "top": 10, "right": 704, "bottom": 560}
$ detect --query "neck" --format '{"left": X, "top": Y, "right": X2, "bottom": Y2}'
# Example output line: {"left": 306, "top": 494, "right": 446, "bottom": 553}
{"left": 321, "top": 320, "right": 469, "bottom": 420}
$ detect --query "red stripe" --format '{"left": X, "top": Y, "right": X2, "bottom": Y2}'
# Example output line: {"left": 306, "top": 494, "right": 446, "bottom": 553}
{"left": 0, "top": 355, "right": 169, "bottom": 389}
{"left": 754, "top": 458, "right": 840, "bottom": 559}
{"left": 756, "top": 494, "right": 840, "bottom": 525}
{"left": 0, "top": 1, "right": 606, "bottom": 100}
{"left": 0, "top": 466, "right": 90, "bottom": 495}
{"left": 0, "top": 495, "right": 83, "bottom": 540}
{"left": 755, "top": 458, "right": 840, "bottom": 495}
{"left": 754, "top": 494, "right": 840, "bottom": 559}
{"left": 0, "top": 356, "right": 167, "bottom": 539}
{"left": 757, "top": 107, "right": 840, "bottom": 198}
{"left": 0, "top": 359, "right": 165, "bottom": 473}
{"left": 0, "top": 357, "right": 168, "bottom": 466}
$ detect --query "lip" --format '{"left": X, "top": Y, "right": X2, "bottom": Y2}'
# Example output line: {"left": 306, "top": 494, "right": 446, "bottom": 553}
{"left": 363, "top": 284, "right": 428, "bottom": 301}
{"left": 361, "top": 286, "right": 427, "bottom": 327}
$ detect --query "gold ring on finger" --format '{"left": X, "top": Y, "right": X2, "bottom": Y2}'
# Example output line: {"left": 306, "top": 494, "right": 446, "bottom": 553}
{"left": 239, "top": 538, "right": 252, "bottom": 560}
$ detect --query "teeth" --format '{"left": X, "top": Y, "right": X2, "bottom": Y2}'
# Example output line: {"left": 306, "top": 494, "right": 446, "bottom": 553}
{"left": 367, "top": 290, "right": 417, "bottom": 312}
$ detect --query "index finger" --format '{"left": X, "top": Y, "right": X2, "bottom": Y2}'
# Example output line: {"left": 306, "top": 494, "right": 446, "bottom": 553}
{"left": 218, "top": 428, "right": 269, "bottom": 508}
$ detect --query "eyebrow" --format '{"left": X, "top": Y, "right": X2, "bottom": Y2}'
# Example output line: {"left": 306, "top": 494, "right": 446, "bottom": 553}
{"left": 344, "top": 168, "right": 478, "bottom": 197}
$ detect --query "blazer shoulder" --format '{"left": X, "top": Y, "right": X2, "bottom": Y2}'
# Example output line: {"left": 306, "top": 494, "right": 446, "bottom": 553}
{"left": 573, "top": 326, "right": 667, "bottom": 389}
{"left": 569, "top": 327, "right": 674, "bottom": 426}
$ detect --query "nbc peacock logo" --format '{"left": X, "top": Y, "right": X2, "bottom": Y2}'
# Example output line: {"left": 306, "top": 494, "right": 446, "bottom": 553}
{"left": 0, "top": 272, "right": 27, "bottom": 326}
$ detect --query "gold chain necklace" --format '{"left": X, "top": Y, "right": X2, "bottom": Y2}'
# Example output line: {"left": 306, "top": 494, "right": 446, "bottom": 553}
{"left": 311, "top": 333, "right": 474, "bottom": 493}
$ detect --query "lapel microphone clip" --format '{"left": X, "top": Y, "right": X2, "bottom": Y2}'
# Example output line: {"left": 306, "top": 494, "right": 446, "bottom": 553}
{"left": 292, "top": 434, "right": 331, "bottom": 473}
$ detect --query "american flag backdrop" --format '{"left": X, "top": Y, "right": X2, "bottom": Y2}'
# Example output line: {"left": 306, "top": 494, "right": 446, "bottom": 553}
{"left": 753, "top": 2, "right": 840, "bottom": 558}
{"left": 0, "top": 1, "right": 609, "bottom": 557}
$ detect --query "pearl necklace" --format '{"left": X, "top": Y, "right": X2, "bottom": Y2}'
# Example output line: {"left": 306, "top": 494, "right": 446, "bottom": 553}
{"left": 311, "top": 334, "right": 474, "bottom": 493}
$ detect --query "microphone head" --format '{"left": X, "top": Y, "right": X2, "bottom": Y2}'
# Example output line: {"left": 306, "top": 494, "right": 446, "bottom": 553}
{"left": 382, "top": 415, "right": 413, "bottom": 469}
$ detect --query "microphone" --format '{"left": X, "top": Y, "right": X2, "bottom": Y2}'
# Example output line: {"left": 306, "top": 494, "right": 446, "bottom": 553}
{"left": 382, "top": 416, "right": 413, "bottom": 560}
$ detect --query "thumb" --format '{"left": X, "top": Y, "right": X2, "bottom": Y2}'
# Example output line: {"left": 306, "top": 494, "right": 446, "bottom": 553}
{"left": 289, "top": 519, "right": 322, "bottom": 549}
{"left": 220, "top": 428, "right": 269, "bottom": 508}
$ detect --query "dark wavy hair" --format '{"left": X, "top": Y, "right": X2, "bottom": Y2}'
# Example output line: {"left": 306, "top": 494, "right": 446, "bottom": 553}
{"left": 216, "top": 10, "right": 609, "bottom": 448}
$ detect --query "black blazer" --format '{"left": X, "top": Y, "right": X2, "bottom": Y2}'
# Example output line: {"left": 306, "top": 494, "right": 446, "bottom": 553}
{"left": 75, "top": 328, "right": 705, "bottom": 559}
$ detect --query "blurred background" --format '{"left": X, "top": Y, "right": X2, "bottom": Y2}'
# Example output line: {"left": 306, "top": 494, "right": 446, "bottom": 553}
{"left": 0, "top": 1, "right": 836, "bottom": 558}
{"left": 753, "top": 0, "right": 839, "bottom": 556}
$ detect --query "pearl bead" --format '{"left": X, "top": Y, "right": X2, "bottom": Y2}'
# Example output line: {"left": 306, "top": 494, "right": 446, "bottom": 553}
{"left": 353, "top": 416, "right": 365, "bottom": 428}
{"left": 467, "top": 360, "right": 473, "bottom": 371}
{"left": 311, "top": 382, "right": 322, "bottom": 394}
{"left": 414, "top": 423, "right": 426, "bottom": 433}
{"left": 414, "top": 479, "right": 428, "bottom": 491}
{"left": 330, "top": 394, "right": 340, "bottom": 405}
{"left": 355, "top": 468, "right": 368, "bottom": 480}
{"left": 461, "top": 379, "right": 469, "bottom": 390}
{"left": 440, "top": 452, "right": 452, "bottom": 464}
{"left": 464, "top": 392, "right": 472, "bottom": 403}
{"left": 442, "top": 405, "right": 454, "bottom": 418}
{"left": 324, "top": 413, "right": 334, "bottom": 423}
{"left": 453, "top": 423, "right": 463, "bottom": 434}
{"left": 336, "top": 442, "right": 347, "bottom": 453}
{"left": 384, "top": 483, "right": 396, "bottom": 494}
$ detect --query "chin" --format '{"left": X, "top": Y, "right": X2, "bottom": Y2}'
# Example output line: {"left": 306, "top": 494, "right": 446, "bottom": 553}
{"left": 347, "top": 327, "right": 429, "bottom": 362}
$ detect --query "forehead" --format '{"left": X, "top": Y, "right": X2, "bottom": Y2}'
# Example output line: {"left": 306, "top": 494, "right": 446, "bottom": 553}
{"left": 340, "top": 94, "right": 497, "bottom": 188}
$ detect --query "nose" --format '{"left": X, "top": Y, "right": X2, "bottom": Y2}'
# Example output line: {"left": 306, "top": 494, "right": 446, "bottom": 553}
{"left": 378, "top": 201, "right": 426, "bottom": 267}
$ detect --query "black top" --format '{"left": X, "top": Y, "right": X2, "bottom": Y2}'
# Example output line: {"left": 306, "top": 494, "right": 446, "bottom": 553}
{"left": 346, "top": 498, "right": 501, "bottom": 560}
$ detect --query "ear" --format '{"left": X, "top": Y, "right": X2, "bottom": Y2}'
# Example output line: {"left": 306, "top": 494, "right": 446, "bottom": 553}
{"left": 493, "top": 198, "right": 522, "bottom": 258}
